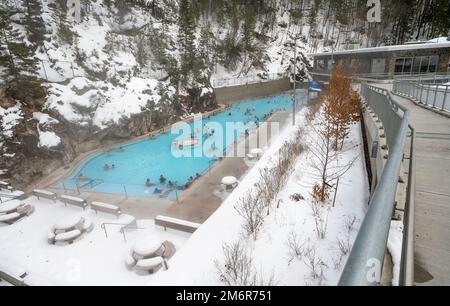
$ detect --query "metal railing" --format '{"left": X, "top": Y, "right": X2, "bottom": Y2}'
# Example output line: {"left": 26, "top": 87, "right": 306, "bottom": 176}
{"left": 211, "top": 72, "right": 288, "bottom": 88}
{"left": 339, "top": 83, "right": 413, "bottom": 286}
{"left": 393, "top": 80, "right": 450, "bottom": 112}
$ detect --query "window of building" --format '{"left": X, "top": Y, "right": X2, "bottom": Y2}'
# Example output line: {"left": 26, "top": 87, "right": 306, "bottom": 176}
{"left": 403, "top": 58, "right": 413, "bottom": 74}
{"left": 429, "top": 55, "right": 439, "bottom": 72}
{"left": 395, "top": 58, "right": 405, "bottom": 73}
{"left": 327, "top": 59, "right": 335, "bottom": 71}
{"left": 412, "top": 57, "right": 422, "bottom": 74}
{"left": 420, "top": 56, "right": 430, "bottom": 73}
{"left": 316, "top": 59, "right": 325, "bottom": 70}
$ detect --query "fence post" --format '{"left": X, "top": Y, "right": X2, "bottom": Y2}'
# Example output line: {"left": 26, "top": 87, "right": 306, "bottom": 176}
{"left": 40, "top": 60, "right": 49, "bottom": 82}
{"left": 433, "top": 84, "right": 438, "bottom": 108}
{"left": 123, "top": 185, "right": 128, "bottom": 199}
{"left": 420, "top": 84, "right": 424, "bottom": 103}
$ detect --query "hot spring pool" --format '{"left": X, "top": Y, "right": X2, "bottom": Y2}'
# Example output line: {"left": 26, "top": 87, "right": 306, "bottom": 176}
{"left": 59, "top": 92, "right": 306, "bottom": 199}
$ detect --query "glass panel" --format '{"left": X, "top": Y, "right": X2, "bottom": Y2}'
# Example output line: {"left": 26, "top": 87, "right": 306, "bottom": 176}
{"left": 395, "top": 58, "right": 405, "bottom": 73}
{"left": 403, "top": 58, "right": 413, "bottom": 74}
{"left": 412, "top": 57, "right": 421, "bottom": 74}
{"left": 420, "top": 56, "right": 430, "bottom": 73}
{"left": 328, "top": 59, "right": 335, "bottom": 71}
{"left": 429, "top": 55, "right": 439, "bottom": 73}
{"left": 317, "top": 59, "right": 325, "bottom": 70}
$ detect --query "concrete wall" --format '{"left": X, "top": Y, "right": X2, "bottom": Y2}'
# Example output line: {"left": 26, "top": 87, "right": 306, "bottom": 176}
{"left": 214, "top": 78, "right": 292, "bottom": 104}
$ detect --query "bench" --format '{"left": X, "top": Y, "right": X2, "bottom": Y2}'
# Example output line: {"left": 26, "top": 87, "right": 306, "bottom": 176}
{"left": 91, "top": 201, "right": 121, "bottom": 218}
{"left": 155, "top": 215, "right": 201, "bottom": 234}
{"left": 32, "top": 189, "right": 57, "bottom": 203}
{"left": 0, "top": 212, "right": 21, "bottom": 224}
{"left": 54, "top": 229, "right": 82, "bottom": 244}
{"left": 60, "top": 195, "right": 88, "bottom": 210}
{"left": 134, "top": 256, "right": 164, "bottom": 274}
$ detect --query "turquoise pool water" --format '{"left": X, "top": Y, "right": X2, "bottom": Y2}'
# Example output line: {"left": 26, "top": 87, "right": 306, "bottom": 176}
{"left": 60, "top": 92, "right": 306, "bottom": 199}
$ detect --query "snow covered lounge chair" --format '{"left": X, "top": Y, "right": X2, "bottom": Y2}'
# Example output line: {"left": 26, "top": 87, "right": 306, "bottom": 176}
{"left": 32, "top": 189, "right": 57, "bottom": 203}
{"left": 154, "top": 215, "right": 201, "bottom": 233}
{"left": 90, "top": 202, "right": 122, "bottom": 218}
{"left": 60, "top": 195, "right": 88, "bottom": 210}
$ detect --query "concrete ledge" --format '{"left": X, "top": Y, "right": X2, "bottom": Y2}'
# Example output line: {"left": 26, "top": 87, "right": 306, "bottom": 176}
{"left": 214, "top": 79, "right": 291, "bottom": 104}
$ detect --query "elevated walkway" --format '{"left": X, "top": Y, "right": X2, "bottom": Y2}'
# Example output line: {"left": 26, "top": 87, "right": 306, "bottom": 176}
{"left": 373, "top": 83, "right": 450, "bottom": 285}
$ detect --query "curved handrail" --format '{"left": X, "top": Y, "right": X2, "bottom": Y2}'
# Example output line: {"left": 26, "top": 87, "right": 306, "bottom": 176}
{"left": 339, "top": 83, "right": 411, "bottom": 286}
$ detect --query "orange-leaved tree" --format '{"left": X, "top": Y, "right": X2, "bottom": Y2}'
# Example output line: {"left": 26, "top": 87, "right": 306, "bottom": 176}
{"left": 322, "top": 62, "right": 362, "bottom": 151}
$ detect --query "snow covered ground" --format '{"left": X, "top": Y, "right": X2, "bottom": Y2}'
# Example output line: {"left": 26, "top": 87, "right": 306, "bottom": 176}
{"left": 0, "top": 197, "right": 190, "bottom": 285}
{"left": 387, "top": 221, "right": 404, "bottom": 286}
{"left": 152, "top": 108, "right": 370, "bottom": 286}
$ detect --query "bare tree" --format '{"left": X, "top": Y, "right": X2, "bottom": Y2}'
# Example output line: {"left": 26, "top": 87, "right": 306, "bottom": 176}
{"left": 310, "top": 202, "right": 329, "bottom": 239}
{"left": 215, "top": 241, "right": 277, "bottom": 286}
{"left": 234, "top": 191, "right": 265, "bottom": 240}
{"left": 303, "top": 245, "right": 328, "bottom": 286}
{"left": 286, "top": 231, "right": 307, "bottom": 265}
{"left": 307, "top": 110, "right": 358, "bottom": 203}
{"left": 215, "top": 241, "right": 256, "bottom": 286}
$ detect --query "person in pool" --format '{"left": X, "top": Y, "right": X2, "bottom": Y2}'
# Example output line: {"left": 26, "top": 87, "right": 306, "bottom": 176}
{"left": 145, "top": 179, "right": 153, "bottom": 187}
{"left": 78, "top": 173, "right": 86, "bottom": 181}
{"left": 103, "top": 164, "right": 110, "bottom": 171}
{"left": 112, "top": 164, "right": 115, "bottom": 169}
{"left": 159, "top": 175, "right": 167, "bottom": 184}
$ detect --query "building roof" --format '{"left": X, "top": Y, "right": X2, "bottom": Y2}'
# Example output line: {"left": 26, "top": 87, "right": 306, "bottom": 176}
{"left": 310, "top": 42, "right": 450, "bottom": 57}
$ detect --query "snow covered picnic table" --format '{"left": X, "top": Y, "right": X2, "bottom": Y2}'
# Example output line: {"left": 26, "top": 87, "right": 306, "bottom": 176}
{"left": 0, "top": 201, "right": 22, "bottom": 214}
{"left": 221, "top": 176, "right": 239, "bottom": 190}
{"left": 54, "top": 215, "right": 83, "bottom": 231}
{"left": 133, "top": 236, "right": 163, "bottom": 258}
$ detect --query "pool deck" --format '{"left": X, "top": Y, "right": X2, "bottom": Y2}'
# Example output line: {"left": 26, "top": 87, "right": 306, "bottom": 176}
{"left": 38, "top": 109, "right": 292, "bottom": 223}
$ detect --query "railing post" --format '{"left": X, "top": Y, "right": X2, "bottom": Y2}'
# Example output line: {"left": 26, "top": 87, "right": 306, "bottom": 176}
{"left": 433, "top": 84, "right": 438, "bottom": 108}
{"left": 426, "top": 84, "right": 431, "bottom": 107}
{"left": 420, "top": 83, "right": 424, "bottom": 103}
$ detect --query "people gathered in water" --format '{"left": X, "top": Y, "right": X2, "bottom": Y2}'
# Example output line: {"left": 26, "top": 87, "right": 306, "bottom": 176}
{"left": 159, "top": 175, "right": 167, "bottom": 184}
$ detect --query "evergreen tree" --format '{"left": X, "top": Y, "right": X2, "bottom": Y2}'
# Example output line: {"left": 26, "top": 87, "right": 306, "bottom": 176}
{"left": 0, "top": 8, "right": 43, "bottom": 100}
{"left": 242, "top": 2, "right": 256, "bottom": 53}
{"left": 23, "top": 0, "right": 47, "bottom": 47}
{"left": 199, "top": 22, "right": 215, "bottom": 68}
{"left": 53, "top": 0, "right": 75, "bottom": 46}
{"left": 178, "top": 0, "right": 198, "bottom": 83}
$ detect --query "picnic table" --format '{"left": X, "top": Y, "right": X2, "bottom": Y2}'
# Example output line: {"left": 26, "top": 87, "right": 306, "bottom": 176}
{"left": 0, "top": 201, "right": 22, "bottom": 214}
{"left": 54, "top": 215, "right": 83, "bottom": 232}
{"left": 133, "top": 236, "right": 163, "bottom": 258}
